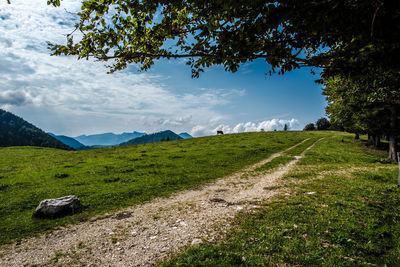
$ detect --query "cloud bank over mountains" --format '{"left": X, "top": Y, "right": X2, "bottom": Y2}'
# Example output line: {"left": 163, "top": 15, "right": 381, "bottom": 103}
{"left": 190, "top": 119, "right": 299, "bottom": 137}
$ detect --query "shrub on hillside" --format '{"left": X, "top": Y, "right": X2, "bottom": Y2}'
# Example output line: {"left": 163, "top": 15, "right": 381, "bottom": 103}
{"left": 316, "top": 118, "right": 331, "bottom": 130}
{"left": 303, "top": 123, "right": 316, "bottom": 131}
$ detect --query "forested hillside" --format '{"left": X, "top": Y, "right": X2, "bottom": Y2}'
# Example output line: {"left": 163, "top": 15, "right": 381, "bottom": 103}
{"left": 49, "top": 133, "right": 86, "bottom": 150}
{"left": 0, "top": 109, "right": 72, "bottom": 150}
{"left": 120, "top": 130, "right": 183, "bottom": 146}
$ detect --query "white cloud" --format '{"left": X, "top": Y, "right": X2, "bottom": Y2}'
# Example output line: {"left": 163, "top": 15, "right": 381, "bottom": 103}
{"left": 231, "top": 119, "right": 299, "bottom": 132}
{"left": 156, "top": 116, "right": 193, "bottom": 127}
{"left": 190, "top": 125, "right": 209, "bottom": 137}
{"left": 190, "top": 118, "right": 300, "bottom": 137}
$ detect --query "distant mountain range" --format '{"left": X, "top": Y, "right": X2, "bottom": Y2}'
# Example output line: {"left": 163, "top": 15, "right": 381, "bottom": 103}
{"left": 0, "top": 109, "right": 72, "bottom": 150}
{"left": 48, "top": 133, "right": 87, "bottom": 150}
{"left": 120, "top": 130, "right": 183, "bottom": 146}
{"left": 49, "top": 131, "right": 192, "bottom": 148}
{"left": 178, "top": 132, "right": 193, "bottom": 139}
{"left": 0, "top": 109, "right": 193, "bottom": 149}
{"left": 74, "top": 131, "right": 146, "bottom": 146}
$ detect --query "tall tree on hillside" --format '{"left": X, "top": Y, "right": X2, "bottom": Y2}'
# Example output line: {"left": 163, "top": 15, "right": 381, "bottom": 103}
{"left": 322, "top": 70, "right": 399, "bottom": 159}
{"left": 322, "top": 76, "right": 366, "bottom": 139}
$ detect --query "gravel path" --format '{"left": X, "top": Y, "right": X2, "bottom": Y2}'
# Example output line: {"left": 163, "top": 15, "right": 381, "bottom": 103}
{"left": 0, "top": 138, "right": 321, "bottom": 267}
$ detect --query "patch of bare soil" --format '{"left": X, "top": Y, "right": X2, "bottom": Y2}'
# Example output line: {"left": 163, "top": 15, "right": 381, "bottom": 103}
{"left": 0, "top": 138, "right": 321, "bottom": 267}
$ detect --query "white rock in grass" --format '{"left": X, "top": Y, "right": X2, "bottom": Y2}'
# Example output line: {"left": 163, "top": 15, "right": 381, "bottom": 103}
{"left": 33, "top": 195, "right": 81, "bottom": 218}
{"left": 191, "top": 239, "right": 203, "bottom": 246}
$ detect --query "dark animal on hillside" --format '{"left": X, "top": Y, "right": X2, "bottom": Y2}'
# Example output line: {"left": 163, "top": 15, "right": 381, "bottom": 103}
{"left": 217, "top": 130, "right": 224, "bottom": 135}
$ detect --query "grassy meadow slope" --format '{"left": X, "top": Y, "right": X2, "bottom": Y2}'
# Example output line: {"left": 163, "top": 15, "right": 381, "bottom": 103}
{"left": 0, "top": 131, "right": 326, "bottom": 245}
{"left": 162, "top": 134, "right": 400, "bottom": 266}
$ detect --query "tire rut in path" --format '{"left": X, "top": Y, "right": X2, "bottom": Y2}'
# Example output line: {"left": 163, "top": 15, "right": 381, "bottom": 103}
{"left": 0, "top": 138, "right": 322, "bottom": 267}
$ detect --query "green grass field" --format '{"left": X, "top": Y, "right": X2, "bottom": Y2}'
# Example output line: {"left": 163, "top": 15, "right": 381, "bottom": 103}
{"left": 161, "top": 134, "right": 400, "bottom": 266}
{"left": 0, "top": 131, "right": 328, "bottom": 245}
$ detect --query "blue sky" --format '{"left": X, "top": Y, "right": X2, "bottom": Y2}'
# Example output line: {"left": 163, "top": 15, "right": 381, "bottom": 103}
{"left": 0, "top": 0, "right": 326, "bottom": 137}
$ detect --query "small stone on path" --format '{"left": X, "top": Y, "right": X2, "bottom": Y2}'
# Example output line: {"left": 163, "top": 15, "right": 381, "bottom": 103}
{"left": 210, "top": 198, "right": 226, "bottom": 203}
{"left": 191, "top": 239, "right": 203, "bottom": 246}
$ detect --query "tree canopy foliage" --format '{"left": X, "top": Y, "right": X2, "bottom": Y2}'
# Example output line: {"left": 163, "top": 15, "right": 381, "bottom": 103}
{"left": 47, "top": 0, "right": 400, "bottom": 77}
{"left": 303, "top": 118, "right": 331, "bottom": 131}
{"left": 322, "top": 70, "right": 400, "bottom": 160}
{"left": 316, "top": 118, "right": 331, "bottom": 131}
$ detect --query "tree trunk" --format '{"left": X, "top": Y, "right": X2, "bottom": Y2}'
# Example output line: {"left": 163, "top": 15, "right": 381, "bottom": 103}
{"left": 388, "top": 106, "right": 397, "bottom": 161}
{"left": 389, "top": 136, "right": 397, "bottom": 161}
{"left": 355, "top": 133, "right": 359, "bottom": 139}
{"left": 368, "top": 134, "right": 375, "bottom": 146}
{"left": 375, "top": 135, "right": 381, "bottom": 148}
